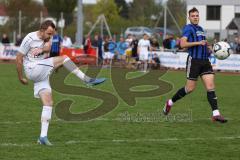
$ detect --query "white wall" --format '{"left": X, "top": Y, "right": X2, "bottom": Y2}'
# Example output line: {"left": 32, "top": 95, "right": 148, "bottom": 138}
{"left": 186, "top": 5, "right": 235, "bottom": 38}
{"left": 221, "top": 6, "right": 235, "bottom": 28}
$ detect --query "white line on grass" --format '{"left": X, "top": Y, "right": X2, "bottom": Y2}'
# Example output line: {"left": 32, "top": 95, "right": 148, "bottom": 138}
{"left": 1, "top": 136, "right": 240, "bottom": 147}
{"left": 65, "top": 136, "right": 240, "bottom": 144}
{"left": 0, "top": 117, "right": 235, "bottom": 125}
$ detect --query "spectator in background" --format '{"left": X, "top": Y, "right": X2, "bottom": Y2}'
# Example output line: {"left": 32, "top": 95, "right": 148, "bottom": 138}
{"left": 149, "top": 38, "right": 160, "bottom": 69}
{"left": 50, "top": 29, "right": 62, "bottom": 57}
{"left": 125, "top": 34, "right": 133, "bottom": 46}
{"left": 162, "top": 34, "right": 171, "bottom": 49}
{"left": 108, "top": 38, "right": 117, "bottom": 60}
{"left": 1, "top": 33, "right": 10, "bottom": 44}
{"left": 138, "top": 33, "right": 152, "bottom": 72}
{"left": 125, "top": 34, "right": 133, "bottom": 65}
{"left": 15, "top": 34, "right": 23, "bottom": 46}
{"left": 130, "top": 35, "right": 138, "bottom": 59}
{"left": 150, "top": 38, "right": 160, "bottom": 50}
{"left": 175, "top": 37, "right": 181, "bottom": 50}
{"left": 83, "top": 34, "right": 91, "bottom": 54}
{"left": 103, "top": 36, "right": 110, "bottom": 67}
{"left": 92, "top": 33, "right": 103, "bottom": 64}
{"left": 230, "top": 37, "right": 239, "bottom": 54}
{"left": 236, "top": 38, "right": 240, "bottom": 54}
{"left": 170, "top": 35, "right": 176, "bottom": 49}
{"left": 62, "top": 35, "right": 72, "bottom": 48}
{"left": 116, "top": 36, "right": 128, "bottom": 67}
{"left": 103, "top": 36, "right": 117, "bottom": 67}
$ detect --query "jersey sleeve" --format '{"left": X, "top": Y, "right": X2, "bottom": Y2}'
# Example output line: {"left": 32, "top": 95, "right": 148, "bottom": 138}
{"left": 182, "top": 25, "right": 191, "bottom": 39}
{"left": 138, "top": 39, "right": 142, "bottom": 46}
{"left": 18, "top": 34, "right": 31, "bottom": 55}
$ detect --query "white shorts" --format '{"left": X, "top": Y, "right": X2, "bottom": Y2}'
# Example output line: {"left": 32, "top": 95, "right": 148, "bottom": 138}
{"left": 139, "top": 52, "right": 149, "bottom": 61}
{"left": 103, "top": 52, "right": 114, "bottom": 59}
{"left": 24, "top": 58, "right": 54, "bottom": 98}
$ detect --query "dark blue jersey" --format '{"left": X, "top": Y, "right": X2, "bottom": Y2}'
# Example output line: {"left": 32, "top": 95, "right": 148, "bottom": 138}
{"left": 50, "top": 34, "right": 62, "bottom": 53}
{"left": 182, "top": 24, "right": 208, "bottom": 60}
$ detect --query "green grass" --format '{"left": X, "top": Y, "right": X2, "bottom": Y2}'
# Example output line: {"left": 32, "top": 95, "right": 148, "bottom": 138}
{"left": 0, "top": 63, "right": 240, "bottom": 160}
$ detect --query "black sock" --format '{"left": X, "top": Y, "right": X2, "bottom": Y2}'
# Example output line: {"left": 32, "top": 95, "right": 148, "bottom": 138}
{"left": 207, "top": 90, "right": 218, "bottom": 111}
{"left": 172, "top": 87, "right": 187, "bottom": 103}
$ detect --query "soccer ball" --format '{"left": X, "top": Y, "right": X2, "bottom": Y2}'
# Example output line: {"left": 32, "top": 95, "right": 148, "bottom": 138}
{"left": 213, "top": 41, "right": 232, "bottom": 60}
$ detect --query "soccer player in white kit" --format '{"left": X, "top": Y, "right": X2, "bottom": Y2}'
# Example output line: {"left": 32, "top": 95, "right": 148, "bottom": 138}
{"left": 137, "top": 34, "right": 152, "bottom": 72}
{"left": 16, "top": 20, "right": 106, "bottom": 146}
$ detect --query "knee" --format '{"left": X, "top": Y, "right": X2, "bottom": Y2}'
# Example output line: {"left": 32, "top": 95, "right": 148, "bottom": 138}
{"left": 47, "top": 99, "right": 53, "bottom": 106}
{"left": 62, "top": 55, "right": 69, "bottom": 59}
{"left": 44, "top": 97, "right": 53, "bottom": 106}
{"left": 206, "top": 84, "right": 215, "bottom": 91}
{"left": 40, "top": 92, "right": 54, "bottom": 106}
{"left": 62, "top": 55, "right": 70, "bottom": 61}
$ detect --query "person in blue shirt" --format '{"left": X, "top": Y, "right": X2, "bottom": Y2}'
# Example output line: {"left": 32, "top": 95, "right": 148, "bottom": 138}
{"left": 163, "top": 7, "right": 227, "bottom": 123}
{"left": 116, "top": 36, "right": 128, "bottom": 67}
{"left": 50, "top": 29, "right": 62, "bottom": 57}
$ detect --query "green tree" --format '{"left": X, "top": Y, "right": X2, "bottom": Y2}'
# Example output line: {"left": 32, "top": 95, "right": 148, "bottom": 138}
{"left": 90, "top": 0, "right": 127, "bottom": 34}
{"left": 166, "top": 0, "right": 186, "bottom": 30}
{"left": 114, "top": 0, "right": 129, "bottom": 19}
{"left": 2, "top": 0, "right": 43, "bottom": 36}
{"left": 92, "top": 0, "right": 120, "bottom": 22}
{"left": 128, "top": 0, "right": 161, "bottom": 26}
{"left": 43, "top": 0, "right": 77, "bottom": 25}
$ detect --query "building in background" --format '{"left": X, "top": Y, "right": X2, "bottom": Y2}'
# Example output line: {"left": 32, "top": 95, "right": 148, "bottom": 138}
{"left": 186, "top": 0, "right": 240, "bottom": 40}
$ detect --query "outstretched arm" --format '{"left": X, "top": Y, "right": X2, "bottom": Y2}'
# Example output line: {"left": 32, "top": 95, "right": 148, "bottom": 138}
{"left": 16, "top": 53, "right": 28, "bottom": 85}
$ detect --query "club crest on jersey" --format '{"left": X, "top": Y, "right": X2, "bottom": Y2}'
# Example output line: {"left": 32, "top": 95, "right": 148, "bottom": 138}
{"left": 196, "top": 31, "right": 205, "bottom": 37}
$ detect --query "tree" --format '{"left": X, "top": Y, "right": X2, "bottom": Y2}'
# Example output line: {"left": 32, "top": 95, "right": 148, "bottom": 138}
{"left": 90, "top": 0, "right": 125, "bottom": 34}
{"left": 3, "top": 0, "right": 44, "bottom": 36}
{"left": 114, "top": 0, "right": 129, "bottom": 19}
{"left": 92, "top": 0, "right": 120, "bottom": 22}
{"left": 43, "top": 0, "right": 77, "bottom": 25}
{"left": 166, "top": 0, "right": 186, "bottom": 30}
{"left": 128, "top": 0, "right": 161, "bottom": 26}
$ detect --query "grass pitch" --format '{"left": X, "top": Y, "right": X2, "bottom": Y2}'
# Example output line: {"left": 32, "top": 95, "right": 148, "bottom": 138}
{"left": 0, "top": 63, "right": 239, "bottom": 160}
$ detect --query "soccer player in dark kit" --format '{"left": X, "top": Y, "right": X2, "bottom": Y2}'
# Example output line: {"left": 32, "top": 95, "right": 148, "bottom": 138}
{"left": 163, "top": 7, "right": 227, "bottom": 123}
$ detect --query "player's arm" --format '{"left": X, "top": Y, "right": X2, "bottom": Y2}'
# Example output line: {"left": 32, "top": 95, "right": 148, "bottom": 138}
{"left": 16, "top": 53, "right": 28, "bottom": 85}
{"left": 43, "top": 41, "right": 52, "bottom": 52}
{"left": 30, "top": 41, "right": 52, "bottom": 56}
{"left": 180, "top": 37, "right": 206, "bottom": 48}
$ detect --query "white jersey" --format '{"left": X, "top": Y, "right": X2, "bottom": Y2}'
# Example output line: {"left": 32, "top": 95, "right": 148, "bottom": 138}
{"left": 138, "top": 39, "right": 150, "bottom": 54}
{"left": 19, "top": 31, "right": 49, "bottom": 67}
{"left": 125, "top": 38, "right": 133, "bottom": 48}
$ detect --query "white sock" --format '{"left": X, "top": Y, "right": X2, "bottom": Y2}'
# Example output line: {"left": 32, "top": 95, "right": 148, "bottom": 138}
{"left": 63, "top": 57, "right": 90, "bottom": 82}
{"left": 40, "top": 106, "right": 52, "bottom": 137}
{"left": 144, "top": 61, "right": 148, "bottom": 71}
{"left": 213, "top": 109, "right": 220, "bottom": 116}
{"left": 72, "top": 68, "right": 89, "bottom": 81}
{"left": 168, "top": 99, "right": 173, "bottom": 106}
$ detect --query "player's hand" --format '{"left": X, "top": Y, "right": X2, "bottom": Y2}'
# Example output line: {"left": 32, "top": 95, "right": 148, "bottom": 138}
{"left": 199, "top": 40, "right": 207, "bottom": 46}
{"left": 19, "top": 78, "right": 28, "bottom": 85}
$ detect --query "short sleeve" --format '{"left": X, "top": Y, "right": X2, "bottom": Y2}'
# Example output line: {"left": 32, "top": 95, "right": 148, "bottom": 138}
{"left": 138, "top": 39, "right": 142, "bottom": 46}
{"left": 182, "top": 25, "right": 191, "bottom": 39}
{"left": 18, "top": 35, "right": 31, "bottom": 55}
